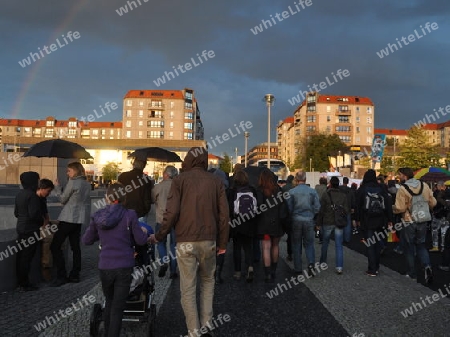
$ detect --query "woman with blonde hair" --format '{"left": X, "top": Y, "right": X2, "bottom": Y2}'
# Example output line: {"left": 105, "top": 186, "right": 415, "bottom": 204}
{"left": 50, "top": 161, "right": 91, "bottom": 286}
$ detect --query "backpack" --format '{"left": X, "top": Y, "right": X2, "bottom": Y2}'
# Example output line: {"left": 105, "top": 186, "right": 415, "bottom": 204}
{"left": 363, "top": 188, "right": 385, "bottom": 218}
{"left": 403, "top": 182, "right": 432, "bottom": 223}
{"left": 327, "top": 190, "right": 348, "bottom": 228}
{"left": 234, "top": 191, "right": 257, "bottom": 218}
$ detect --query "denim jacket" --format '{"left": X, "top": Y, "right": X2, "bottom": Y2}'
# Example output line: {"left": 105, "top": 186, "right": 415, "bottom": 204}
{"left": 287, "top": 184, "right": 320, "bottom": 222}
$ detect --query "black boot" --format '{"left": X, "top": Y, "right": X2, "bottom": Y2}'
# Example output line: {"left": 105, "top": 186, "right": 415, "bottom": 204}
{"left": 264, "top": 267, "right": 272, "bottom": 283}
{"left": 271, "top": 262, "right": 278, "bottom": 280}
{"left": 215, "top": 254, "right": 224, "bottom": 284}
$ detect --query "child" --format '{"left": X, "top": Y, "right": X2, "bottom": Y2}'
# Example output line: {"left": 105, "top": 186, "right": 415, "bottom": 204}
{"left": 36, "top": 179, "right": 55, "bottom": 274}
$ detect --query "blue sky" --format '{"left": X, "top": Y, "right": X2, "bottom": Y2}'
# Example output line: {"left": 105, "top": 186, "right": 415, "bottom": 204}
{"left": 1, "top": 0, "right": 449, "bottom": 157}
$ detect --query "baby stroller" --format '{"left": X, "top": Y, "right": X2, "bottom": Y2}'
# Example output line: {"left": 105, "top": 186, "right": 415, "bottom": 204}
{"left": 90, "top": 241, "right": 157, "bottom": 337}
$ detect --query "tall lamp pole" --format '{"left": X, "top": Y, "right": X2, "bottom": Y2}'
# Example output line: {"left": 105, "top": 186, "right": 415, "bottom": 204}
{"left": 235, "top": 147, "right": 238, "bottom": 166}
{"left": 393, "top": 136, "right": 397, "bottom": 174}
{"left": 263, "top": 94, "right": 275, "bottom": 170}
{"left": 244, "top": 132, "right": 249, "bottom": 167}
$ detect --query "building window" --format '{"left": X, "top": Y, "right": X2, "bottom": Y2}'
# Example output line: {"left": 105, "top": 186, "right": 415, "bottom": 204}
{"left": 92, "top": 129, "right": 99, "bottom": 135}
{"left": 338, "top": 116, "right": 350, "bottom": 123}
{"left": 355, "top": 136, "right": 360, "bottom": 142}
{"left": 170, "top": 102, "right": 175, "bottom": 108}
{"left": 326, "top": 116, "right": 331, "bottom": 122}
{"left": 356, "top": 116, "right": 360, "bottom": 123}
{"left": 306, "top": 126, "right": 316, "bottom": 133}
{"left": 326, "top": 106, "right": 331, "bottom": 112}
{"left": 356, "top": 107, "right": 360, "bottom": 113}
{"left": 169, "top": 131, "right": 173, "bottom": 139}
{"left": 367, "top": 117, "right": 372, "bottom": 124}
{"left": 68, "top": 121, "right": 77, "bottom": 128}
{"left": 69, "top": 129, "right": 77, "bottom": 135}
{"left": 46, "top": 120, "right": 54, "bottom": 127}
{"left": 101, "top": 129, "right": 106, "bottom": 135}
{"left": 126, "top": 110, "right": 132, "bottom": 117}
{"left": 185, "top": 92, "right": 193, "bottom": 100}
{"left": 170, "top": 122, "right": 174, "bottom": 129}
{"left": 110, "top": 130, "right": 114, "bottom": 135}
{"left": 184, "top": 132, "right": 193, "bottom": 140}
{"left": 307, "top": 116, "right": 316, "bottom": 123}
{"left": 148, "top": 120, "right": 164, "bottom": 128}
{"left": 139, "top": 110, "right": 143, "bottom": 117}
{"left": 126, "top": 100, "right": 132, "bottom": 106}
{"left": 367, "top": 107, "right": 372, "bottom": 113}
{"left": 307, "top": 105, "right": 316, "bottom": 112}
{"left": 307, "top": 95, "right": 316, "bottom": 103}
{"left": 147, "top": 131, "right": 164, "bottom": 139}
{"left": 170, "top": 111, "right": 174, "bottom": 119}
{"left": 367, "top": 136, "right": 372, "bottom": 144}
{"left": 338, "top": 105, "right": 349, "bottom": 111}
{"left": 184, "top": 102, "right": 193, "bottom": 110}
{"left": 126, "top": 131, "right": 131, "bottom": 138}
{"left": 336, "top": 126, "right": 351, "bottom": 132}
{"left": 367, "top": 126, "right": 372, "bottom": 133}
{"left": 138, "top": 121, "right": 143, "bottom": 127}
{"left": 151, "top": 101, "right": 163, "bottom": 108}
{"left": 326, "top": 126, "right": 331, "bottom": 132}
{"left": 356, "top": 127, "right": 360, "bottom": 133}
{"left": 138, "top": 131, "right": 143, "bottom": 138}
{"left": 339, "top": 136, "right": 351, "bottom": 142}
{"left": 184, "top": 122, "right": 193, "bottom": 130}
{"left": 185, "top": 112, "right": 193, "bottom": 119}
{"left": 139, "top": 101, "right": 144, "bottom": 106}
{"left": 126, "top": 121, "right": 132, "bottom": 127}
{"left": 149, "top": 110, "right": 162, "bottom": 118}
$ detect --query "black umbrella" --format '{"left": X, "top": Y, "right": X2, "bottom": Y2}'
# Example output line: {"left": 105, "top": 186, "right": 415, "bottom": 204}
{"left": 22, "top": 139, "right": 92, "bottom": 159}
{"left": 128, "top": 147, "right": 182, "bottom": 163}
{"left": 243, "top": 166, "right": 265, "bottom": 189}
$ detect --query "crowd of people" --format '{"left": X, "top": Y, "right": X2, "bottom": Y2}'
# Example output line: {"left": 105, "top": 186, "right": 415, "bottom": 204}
{"left": 14, "top": 148, "right": 450, "bottom": 336}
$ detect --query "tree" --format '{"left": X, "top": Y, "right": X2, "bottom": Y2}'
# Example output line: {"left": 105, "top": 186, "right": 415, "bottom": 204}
{"left": 396, "top": 126, "right": 440, "bottom": 170}
{"left": 102, "top": 162, "right": 121, "bottom": 182}
{"left": 219, "top": 153, "right": 233, "bottom": 173}
{"left": 299, "top": 133, "right": 348, "bottom": 172}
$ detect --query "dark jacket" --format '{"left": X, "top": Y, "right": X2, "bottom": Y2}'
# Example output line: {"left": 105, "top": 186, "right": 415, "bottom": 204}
{"left": 317, "top": 187, "right": 350, "bottom": 227}
{"left": 118, "top": 168, "right": 153, "bottom": 217}
{"left": 355, "top": 182, "right": 393, "bottom": 230}
{"left": 155, "top": 147, "right": 230, "bottom": 250}
{"left": 255, "top": 186, "right": 287, "bottom": 238}
{"left": 82, "top": 204, "right": 147, "bottom": 269}
{"left": 433, "top": 189, "right": 450, "bottom": 219}
{"left": 229, "top": 185, "right": 257, "bottom": 237}
{"left": 14, "top": 171, "right": 43, "bottom": 235}
{"left": 339, "top": 185, "right": 356, "bottom": 210}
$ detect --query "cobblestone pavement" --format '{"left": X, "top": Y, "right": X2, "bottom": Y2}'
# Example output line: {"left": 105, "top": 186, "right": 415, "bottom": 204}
{"left": 2, "top": 222, "right": 450, "bottom": 336}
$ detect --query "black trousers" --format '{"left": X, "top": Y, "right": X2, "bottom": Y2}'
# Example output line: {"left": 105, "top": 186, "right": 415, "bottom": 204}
{"left": 16, "top": 231, "right": 39, "bottom": 287}
{"left": 50, "top": 221, "right": 81, "bottom": 279}
{"left": 233, "top": 233, "right": 253, "bottom": 272}
{"left": 100, "top": 267, "right": 132, "bottom": 337}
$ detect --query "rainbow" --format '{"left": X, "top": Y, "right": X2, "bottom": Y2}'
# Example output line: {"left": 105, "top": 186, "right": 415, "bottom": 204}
{"left": 10, "top": 0, "right": 89, "bottom": 119}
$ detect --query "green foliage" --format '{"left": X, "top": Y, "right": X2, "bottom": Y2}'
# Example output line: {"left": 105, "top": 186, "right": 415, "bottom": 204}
{"left": 396, "top": 126, "right": 441, "bottom": 170}
{"left": 102, "top": 162, "right": 121, "bottom": 182}
{"left": 379, "top": 156, "right": 394, "bottom": 175}
{"left": 299, "top": 133, "right": 348, "bottom": 172}
{"left": 219, "top": 153, "right": 233, "bottom": 173}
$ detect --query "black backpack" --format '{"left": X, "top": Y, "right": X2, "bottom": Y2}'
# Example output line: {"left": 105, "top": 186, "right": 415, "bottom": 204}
{"left": 327, "top": 190, "right": 348, "bottom": 229}
{"left": 363, "top": 187, "right": 385, "bottom": 218}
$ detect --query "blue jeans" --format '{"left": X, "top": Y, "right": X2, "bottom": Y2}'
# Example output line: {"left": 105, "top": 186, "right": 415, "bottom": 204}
{"left": 403, "top": 222, "right": 431, "bottom": 278}
{"left": 155, "top": 223, "right": 177, "bottom": 274}
{"left": 320, "top": 225, "right": 343, "bottom": 269}
{"left": 291, "top": 219, "right": 315, "bottom": 272}
{"left": 343, "top": 214, "right": 352, "bottom": 243}
{"left": 100, "top": 267, "right": 133, "bottom": 337}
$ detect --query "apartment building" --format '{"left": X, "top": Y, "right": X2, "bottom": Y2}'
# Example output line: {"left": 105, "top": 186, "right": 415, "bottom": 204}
{"left": 122, "top": 88, "right": 204, "bottom": 141}
{"left": 277, "top": 92, "right": 375, "bottom": 165}
{"left": 276, "top": 116, "right": 295, "bottom": 167}
{"left": 247, "top": 142, "right": 280, "bottom": 166}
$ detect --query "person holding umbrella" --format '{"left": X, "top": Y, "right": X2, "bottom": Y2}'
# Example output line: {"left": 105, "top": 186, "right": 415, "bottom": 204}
{"left": 50, "top": 162, "right": 91, "bottom": 286}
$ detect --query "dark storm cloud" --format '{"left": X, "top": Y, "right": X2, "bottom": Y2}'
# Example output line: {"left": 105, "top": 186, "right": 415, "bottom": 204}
{"left": 1, "top": 0, "right": 449, "bottom": 156}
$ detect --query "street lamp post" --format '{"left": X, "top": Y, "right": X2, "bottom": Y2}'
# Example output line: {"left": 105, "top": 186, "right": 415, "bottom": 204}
{"left": 235, "top": 147, "right": 238, "bottom": 166}
{"left": 309, "top": 157, "right": 312, "bottom": 172}
{"left": 263, "top": 94, "right": 275, "bottom": 170}
{"left": 393, "top": 136, "right": 397, "bottom": 174}
{"left": 244, "top": 132, "right": 249, "bottom": 167}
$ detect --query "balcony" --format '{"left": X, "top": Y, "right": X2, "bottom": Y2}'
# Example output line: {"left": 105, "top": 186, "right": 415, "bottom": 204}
{"left": 336, "top": 109, "right": 351, "bottom": 115}
{"left": 148, "top": 103, "right": 165, "bottom": 110}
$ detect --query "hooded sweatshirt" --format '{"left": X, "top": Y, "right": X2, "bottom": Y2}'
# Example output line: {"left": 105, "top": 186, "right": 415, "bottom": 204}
{"left": 394, "top": 178, "right": 436, "bottom": 223}
{"left": 14, "top": 171, "right": 43, "bottom": 235}
{"left": 82, "top": 203, "right": 147, "bottom": 269}
{"left": 155, "top": 147, "right": 230, "bottom": 250}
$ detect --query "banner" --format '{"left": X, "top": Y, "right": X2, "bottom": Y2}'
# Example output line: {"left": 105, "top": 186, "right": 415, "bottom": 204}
{"left": 371, "top": 134, "right": 386, "bottom": 163}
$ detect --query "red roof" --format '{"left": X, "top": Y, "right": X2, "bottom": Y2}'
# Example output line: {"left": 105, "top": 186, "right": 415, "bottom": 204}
{"left": 317, "top": 94, "right": 374, "bottom": 105}
{"left": 208, "top": 154, "right": 222, "bottom": 160}
{"left": 83, "top": 122, "right": 122, "bottom": 128}
{"left": 283, "top": 116, "right": 294, "bottom": 124}
{"left": 124, "top": 90, "right": 184, "bottom": 99}
{"left": 375, "top": 128, "right": 408, "bottom": 136}
{"left": 422, "top": 123, "right": 439, "bottom": 130}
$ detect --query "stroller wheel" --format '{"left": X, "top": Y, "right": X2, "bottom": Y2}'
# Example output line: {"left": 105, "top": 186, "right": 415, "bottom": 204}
{"left": 146, "top": 303, "right": 156, "bottom": 337}
{"left": 90, "top": 303, "right": 102, "bottom": 337}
